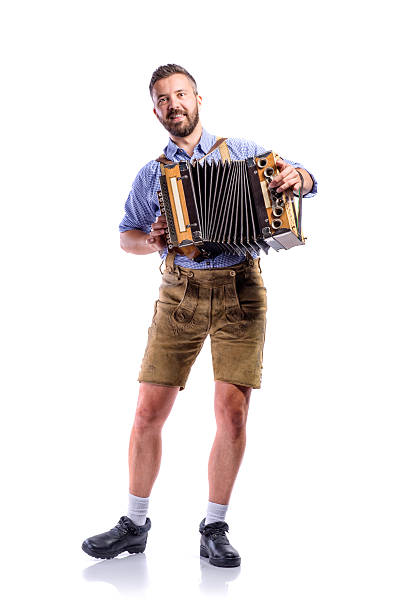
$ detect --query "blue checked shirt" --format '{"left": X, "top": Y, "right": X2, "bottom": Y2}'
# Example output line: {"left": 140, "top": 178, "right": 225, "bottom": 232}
{"left": 119, "top": 128, "right": 318, "bottom": 269}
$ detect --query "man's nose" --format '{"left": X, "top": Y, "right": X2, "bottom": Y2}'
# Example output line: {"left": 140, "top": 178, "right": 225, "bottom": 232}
{"left": 167, "top": 97, "right": 182, "bottom": 110}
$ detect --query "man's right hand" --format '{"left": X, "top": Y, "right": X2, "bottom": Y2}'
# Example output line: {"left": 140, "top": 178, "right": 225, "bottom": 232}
{"left": 146, "top": 214, "right": 168, "bottom": 252}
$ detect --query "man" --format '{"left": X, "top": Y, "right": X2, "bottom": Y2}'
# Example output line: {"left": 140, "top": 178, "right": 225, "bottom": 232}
{"left": 82, "top": 64, "right": 317, "bottom": 567}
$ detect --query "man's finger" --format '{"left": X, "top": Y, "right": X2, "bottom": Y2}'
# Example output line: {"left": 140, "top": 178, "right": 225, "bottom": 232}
{"left": 277, "top": 179, "right": 299, "bottom": 193}
{"left": 277, "top": 166, "right": 295, "bottom": 180}
{"left": 276, "top": 182, "right": 293, "bottom": 192}
{"left": 270, "top": 167, "right": 295, "bottom": 187}
{"left": 269, "top": 175, "right": 282, "bottom": 186}
{"left": 275, "top": 158, "right": 288, "bottom": 170}
{"left": 270, "top": 172, "right": 291, "bottom": 187}
{"left": 276, "top": 181, "right": 290, "bottom": 192}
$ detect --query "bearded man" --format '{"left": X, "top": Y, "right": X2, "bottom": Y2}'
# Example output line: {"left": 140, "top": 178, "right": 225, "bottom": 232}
{"left": 82, "top": 64, "right": 317, "bottom": 567}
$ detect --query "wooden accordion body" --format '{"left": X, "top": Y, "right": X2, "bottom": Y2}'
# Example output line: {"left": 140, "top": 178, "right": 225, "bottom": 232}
{"left": 157, "top": 151, "right": 305, "bottom": 262}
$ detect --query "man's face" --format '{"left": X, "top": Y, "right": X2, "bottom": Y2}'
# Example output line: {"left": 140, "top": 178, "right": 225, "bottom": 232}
{"left": 152, "top": 73, "right": 201, "bottom": 138}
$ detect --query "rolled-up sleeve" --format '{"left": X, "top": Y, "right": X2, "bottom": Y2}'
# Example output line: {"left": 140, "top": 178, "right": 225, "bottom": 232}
{"left": 119, "top": 164, "right": 157, "bottom": 234}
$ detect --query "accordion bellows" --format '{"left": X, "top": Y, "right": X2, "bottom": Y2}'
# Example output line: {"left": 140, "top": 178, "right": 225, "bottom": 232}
{"left": 157, "top": 151, "right": 305, "bottom": 262}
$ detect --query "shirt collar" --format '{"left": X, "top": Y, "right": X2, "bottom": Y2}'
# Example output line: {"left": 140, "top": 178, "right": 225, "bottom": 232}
{"left": 164, "top": 127, "right": 216, "bottom": 160}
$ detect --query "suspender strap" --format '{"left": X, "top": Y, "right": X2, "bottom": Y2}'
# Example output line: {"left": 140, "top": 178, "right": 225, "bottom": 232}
{"left": 245, "top": 251, "right": 255, "bottom": 264}
{"left": 156, "top": 136, "right": 230, "bottom": 166}
{"left": 195, "top": 136, "right": 230, "bottom": 164}
{"left": 156, "top": 154, "right": 172, "bottom": 178}
{"left": 164, "top": 250, "right": 176, "bottom": 272}
{"left": 155, "top": 154, "right": 172, "bottom": 164}
{"left": 217, "top": 137, "right": 231, "bottom": 162}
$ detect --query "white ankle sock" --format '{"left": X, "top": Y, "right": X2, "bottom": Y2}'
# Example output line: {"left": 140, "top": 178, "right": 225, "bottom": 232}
{"left": 127, "top": 493, "right": 149, "bottom": 526}
{"left": 205, "top": 501, "right": 229, "bottom": 525}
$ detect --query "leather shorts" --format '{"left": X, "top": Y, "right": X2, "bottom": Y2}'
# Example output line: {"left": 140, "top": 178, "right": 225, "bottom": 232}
{"left": 138, "top": 257, "right": 267, "bottom": 391}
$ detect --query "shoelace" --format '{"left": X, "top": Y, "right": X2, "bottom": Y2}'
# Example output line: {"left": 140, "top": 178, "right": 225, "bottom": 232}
{"left": 115, "top": 516, "right": 141, "bottom": 536}
{"left": 202, "top": 523, "right": 230, "bottom": 543}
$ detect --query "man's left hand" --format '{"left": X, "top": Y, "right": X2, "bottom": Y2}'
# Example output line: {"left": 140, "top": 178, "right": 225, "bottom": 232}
{"left": 269, "top": 159, "right": 303, "bottom": 194}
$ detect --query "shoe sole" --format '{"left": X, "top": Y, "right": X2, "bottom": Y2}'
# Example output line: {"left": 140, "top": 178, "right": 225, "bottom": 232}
{"left": 200, "top": 544, "right": 241, "bottom": 567}
{"left": 82, "top": 541, "right": 146, "bottom": 559}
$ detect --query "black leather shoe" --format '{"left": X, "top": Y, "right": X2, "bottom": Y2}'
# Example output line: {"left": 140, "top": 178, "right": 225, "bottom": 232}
{"left": 199, "top": 518, "right": 241, "bottom": 567}
{"left": 82, "top": 516, "right": 151, "bottom": 559}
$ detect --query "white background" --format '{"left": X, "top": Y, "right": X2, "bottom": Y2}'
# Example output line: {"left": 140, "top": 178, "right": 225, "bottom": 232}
{"left": 1, "top": 0, "right": 403, "bottom": 610}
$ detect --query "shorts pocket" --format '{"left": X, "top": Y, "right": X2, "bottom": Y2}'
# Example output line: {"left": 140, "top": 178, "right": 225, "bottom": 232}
{"left": 171, "top": 279, "right": 199, "bottom": 325}
{"left": 224, "top": 278, "right": 244, "bottom": 323}
{"left": 159, "top": 273, "right": 188, "bottom": 306}
{"left": 237, "top": 272, "right": 267, "bottom": 313}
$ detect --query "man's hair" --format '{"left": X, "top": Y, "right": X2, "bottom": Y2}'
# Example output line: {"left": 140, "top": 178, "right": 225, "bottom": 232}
{"left": 149, "top": 64, "right": 198, "bottom": 98}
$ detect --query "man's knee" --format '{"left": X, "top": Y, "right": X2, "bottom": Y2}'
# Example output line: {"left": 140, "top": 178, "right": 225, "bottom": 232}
{"left": 134, "top": 383, "right": 179, "bottom": 431}
{"left": 134, "top": 405, "right": 165, "bottom": 431}
{"left": 214, "top": 382, "right": 251, "bottom": 434}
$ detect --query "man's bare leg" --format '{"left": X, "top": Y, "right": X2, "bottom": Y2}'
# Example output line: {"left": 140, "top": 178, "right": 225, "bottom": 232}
{"left": 128, "top": 382, "right": 179, "bottom": 497}
{"left": 81, "top": 382, "right": 178, "bottom": 558}
{"left": 208, "top": 381, "right": 252, "bottom": 505}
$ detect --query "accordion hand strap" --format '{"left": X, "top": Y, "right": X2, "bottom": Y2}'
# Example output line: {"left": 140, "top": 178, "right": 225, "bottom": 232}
{"left": 295, "top": 170, "right": 304, "bottom": 239}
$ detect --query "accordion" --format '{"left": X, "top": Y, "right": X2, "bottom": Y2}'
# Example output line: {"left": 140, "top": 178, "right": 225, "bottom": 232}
{"left": 157, "top": 150, "right": 305, "bottom": 262}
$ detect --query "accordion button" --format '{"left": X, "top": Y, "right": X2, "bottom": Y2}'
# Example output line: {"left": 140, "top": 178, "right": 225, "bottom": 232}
{"left": 187, "top": 271, "right": 194, "bottom": 277}
{"left": 230, "top": 270, "right": 236, "bottom": 277}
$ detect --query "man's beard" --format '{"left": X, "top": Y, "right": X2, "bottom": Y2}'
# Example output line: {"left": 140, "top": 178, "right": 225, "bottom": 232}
{"left": 159, "top": 104, "right": 200, "bottom": 137}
